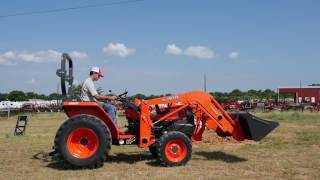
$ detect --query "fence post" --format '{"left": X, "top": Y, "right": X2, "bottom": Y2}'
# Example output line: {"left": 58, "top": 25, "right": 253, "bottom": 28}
{"left": 7, "top": 106, "right": 10, "bottom": 119}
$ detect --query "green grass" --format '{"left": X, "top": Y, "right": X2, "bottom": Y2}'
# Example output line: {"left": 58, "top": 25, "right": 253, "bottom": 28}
{"left": 0, "top": 112, "right": 319, "bottom": 179}
{"left": 255, "top": 111, "right": 320, "bottom": 121}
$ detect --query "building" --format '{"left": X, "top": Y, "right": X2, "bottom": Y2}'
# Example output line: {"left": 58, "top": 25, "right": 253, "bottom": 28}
{"left": 278, "top": 86, "right": 320, "bottom": 103}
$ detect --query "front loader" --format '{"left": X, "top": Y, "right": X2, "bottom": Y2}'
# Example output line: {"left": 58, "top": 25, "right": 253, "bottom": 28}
{"left": 53, "top": 53, "right": 278, "bottom": 168}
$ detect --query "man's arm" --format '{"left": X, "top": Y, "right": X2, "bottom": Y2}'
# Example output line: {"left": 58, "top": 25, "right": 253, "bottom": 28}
{"left": 94, "top": 94, "right": 116, "bottom": 101}
{"left": 86, "top": 80, "right": 116, "bottom": 101}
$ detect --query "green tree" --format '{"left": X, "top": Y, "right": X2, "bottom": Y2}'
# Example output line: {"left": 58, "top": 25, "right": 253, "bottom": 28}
{"left": 8, "top": 91, "right": 28, "bottom": 101}
{"left": 0, "top": 93, "right": 9, "bottom": 101}
{"left": 210, "top": 92, "right": 229, "bottom": 102}
{"left": 146, "top": 94, "right": 163, "bottom": 99}
{"left": 26, "top": 92, "right": 39, "bottom": 99}
{"left": 71, "top": 84, "right": 82, "bottom": 99}
{"left": 132, "top": 93, "right": 147, "bottom": 100}
{"left": 230, "top": 89, "right": 243, "bottom": 97}
{"left": 309, "top": 83, "right": 320, "bottom": 86}
{"left": 38, "top": 94, "right": 47, "bottom": 99}
{"left": 228, "top": 89, "right": 243, "bottom": 102}
{"left": 209, "top": 89, "right": 277, "bottom": 103}
{"left": 47, "top": 93, "right": 62, "bottom": 100}
{"left": 246, "top": 89, "right": 259, "bottom": 99}
{"left": 261, "top": 89, "right": 276, "bottom": 99}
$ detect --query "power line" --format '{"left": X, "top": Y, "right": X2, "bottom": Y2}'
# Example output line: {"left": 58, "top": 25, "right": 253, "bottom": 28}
{"left": 0, "top": 0, "right": 146, "bottom": 18}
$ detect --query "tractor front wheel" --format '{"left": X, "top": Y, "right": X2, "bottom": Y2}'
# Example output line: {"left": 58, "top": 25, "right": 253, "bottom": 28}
{"left": 54, "top": 115, "right": 111, "bottom": 168}
{"left": 156, "top": 131, "right": 192, "bottom": 166}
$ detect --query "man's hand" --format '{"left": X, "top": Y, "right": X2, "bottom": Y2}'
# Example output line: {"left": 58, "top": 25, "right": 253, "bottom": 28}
{"left": 108, "top": 96, "right": 117, "bottom": 101}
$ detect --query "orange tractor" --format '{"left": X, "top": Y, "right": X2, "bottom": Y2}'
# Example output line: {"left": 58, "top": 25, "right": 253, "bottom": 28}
{"left": 54, "top": 53, "right": 278, "bottom": 168}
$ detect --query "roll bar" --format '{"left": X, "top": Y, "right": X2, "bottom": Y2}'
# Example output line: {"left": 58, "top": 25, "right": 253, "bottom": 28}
{"left": 56, "top": 53, "right": 73, "bottom": 101}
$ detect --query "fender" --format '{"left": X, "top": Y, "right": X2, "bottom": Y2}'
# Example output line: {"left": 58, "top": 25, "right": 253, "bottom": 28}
{"left": 63, "top": 101, "right": 119, "bottom": 139}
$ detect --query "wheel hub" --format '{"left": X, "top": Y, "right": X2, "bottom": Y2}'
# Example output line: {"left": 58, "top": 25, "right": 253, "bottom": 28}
{"left": 171, "top": 146, "right": 178, "bottom": 154}
{"left": 80, "top": 138, "right": 89, "bottom": 146}
{"left": 67, "top": 128, "right": 99, "bottom": 159}
{"left": 165, "top": 139, "right": 188, "bottom": 162}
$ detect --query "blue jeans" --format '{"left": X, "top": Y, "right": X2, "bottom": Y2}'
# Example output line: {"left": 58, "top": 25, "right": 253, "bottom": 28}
{"left": 98, "top": 102, "right": 119, "bottom": 128}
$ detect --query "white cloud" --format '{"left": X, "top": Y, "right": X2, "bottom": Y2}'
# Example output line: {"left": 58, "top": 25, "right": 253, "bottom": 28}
{"left": 165, "top": 44, "right": 215, "bottom": 60}
{"left": 0, "top": 50, "right": 88, "bottom": 65}
{"left": 0, "top": 51, "right": 20, "bottom": 65}
{"left": 3, "top": 51, "right": 16, "bottom": 59}
{"left": 184, "top": 46, "right": 214, "bottom": 59}
{"left": 102, "top": 42, "right": 135, "bottom": 57}
{"left": 165, "top": 44, "right": 182, "bottom": 56}
{"left": 26, "top": 78, "right": 37, "bottom": 84}
{"left": 228, "top": 51, "right": 240, "bottom": 59}
{"left": 69, "top": 51, "right": 88, "bottom": 59}
{"left": 0, "top": 56, "right": 16, "bottom": 65}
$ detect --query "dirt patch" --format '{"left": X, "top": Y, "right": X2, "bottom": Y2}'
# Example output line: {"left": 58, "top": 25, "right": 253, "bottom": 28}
{"left": 198, "top": 130, "right": 256, "bottom": 150}
{"left": 283, "top": 132, "right": 297, "bottom": 140}
{"left": 311, "top": 144, "right": 320, "bottom": 150}
{"left": 202, "top": 130, "right": 239, "bottom": 144}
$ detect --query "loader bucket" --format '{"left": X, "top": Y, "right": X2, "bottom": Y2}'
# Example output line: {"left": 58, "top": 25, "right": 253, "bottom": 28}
{"left": 229, "top": 112, "right": 279, "bottom": 141}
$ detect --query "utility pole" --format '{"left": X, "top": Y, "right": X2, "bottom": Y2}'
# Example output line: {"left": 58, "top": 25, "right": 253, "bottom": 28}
{"left": 277, "top": 88, "right": 280, "bottom": 105}
{"left": 299, "top": 80, "right": 302, "bottom": 103}
{"left": 7, "top": 106, "right": 10, "bottom": 120}
{"left": 204, "top": 74, "right": 207, "bottom": 92}
{"left": 57, "top": 82, "right": 60, "bottom": 104}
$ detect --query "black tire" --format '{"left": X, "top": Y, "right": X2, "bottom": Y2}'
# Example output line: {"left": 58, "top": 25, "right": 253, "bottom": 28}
{"left": 156, "top": 131, "right": 192, "bottom": 167}
{"left": 149, "top": 144, "right": 158, "bottom": 158}
{"left": 54, "top": 115, "right": 111, "bottom": 169}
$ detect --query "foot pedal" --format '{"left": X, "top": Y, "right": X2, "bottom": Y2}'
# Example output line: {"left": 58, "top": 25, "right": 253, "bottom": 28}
{"left": 14, "top": 116, "right": 28, "bottom": 136}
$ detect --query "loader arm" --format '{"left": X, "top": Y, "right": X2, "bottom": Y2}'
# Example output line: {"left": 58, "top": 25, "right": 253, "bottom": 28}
{"left": 145, "top": 91, "right": 278, "bottom": 141}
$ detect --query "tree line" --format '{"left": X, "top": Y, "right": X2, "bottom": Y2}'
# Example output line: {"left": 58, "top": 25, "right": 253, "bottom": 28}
{"left": 210, "top": 89, "right": 278, "bottom": 102}
{"left": 0, "top": 85, "right": 281, "bottom": 103}
{"left": 0, "top": 91, "right": 61, "bottom": 101}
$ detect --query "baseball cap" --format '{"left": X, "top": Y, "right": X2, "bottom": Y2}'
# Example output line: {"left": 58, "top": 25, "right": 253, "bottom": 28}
{"left": 91, "top": 67, "right": 104, "bottom": 77}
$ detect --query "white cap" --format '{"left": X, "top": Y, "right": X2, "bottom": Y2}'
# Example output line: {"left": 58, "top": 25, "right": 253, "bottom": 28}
{"left": 90, "top": 67, "right": 104, "bottom": 77}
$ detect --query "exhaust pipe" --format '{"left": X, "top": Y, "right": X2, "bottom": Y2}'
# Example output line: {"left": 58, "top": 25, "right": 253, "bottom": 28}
{"left": 229, "top": 112, "right": 279, "bottom": 141}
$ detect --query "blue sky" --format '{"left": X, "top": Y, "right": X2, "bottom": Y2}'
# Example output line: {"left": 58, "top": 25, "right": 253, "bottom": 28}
{"left": 0, "top": 0, "right": 319, "bottom": 95}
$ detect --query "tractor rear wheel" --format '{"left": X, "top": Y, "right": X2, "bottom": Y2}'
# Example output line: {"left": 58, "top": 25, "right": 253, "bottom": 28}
{"left": 155, "top": 131, "right": 192, "bottom": 166}
{"left": 54, "top": 115, "right": 111, "bottom": 168}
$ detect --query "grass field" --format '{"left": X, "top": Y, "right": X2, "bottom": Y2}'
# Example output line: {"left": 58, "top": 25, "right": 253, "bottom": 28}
{"left": 0, "top": 111, "right": 319, "bottom": 180}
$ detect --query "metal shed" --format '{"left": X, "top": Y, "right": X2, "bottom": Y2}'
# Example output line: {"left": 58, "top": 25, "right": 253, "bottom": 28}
{"left": 278, "top": 86, "right": 320, "bottom": 103}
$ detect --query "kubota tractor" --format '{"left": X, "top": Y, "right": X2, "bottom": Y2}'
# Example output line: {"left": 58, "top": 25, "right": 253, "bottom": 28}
{"left": 53, "top": 53, "right": 278, "bottom": 168}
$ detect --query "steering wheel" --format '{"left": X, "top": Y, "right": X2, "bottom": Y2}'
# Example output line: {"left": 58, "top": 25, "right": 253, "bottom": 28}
{"left": 115, "top": 91, "right": 128, "bottom": 102}
{"left": 115, "top": 91, "right": 140, "bottom": 112}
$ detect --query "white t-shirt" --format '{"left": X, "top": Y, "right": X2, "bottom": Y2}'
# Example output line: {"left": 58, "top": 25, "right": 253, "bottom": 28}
{"left": 80, "top": 78, "right": 98, "bottom": 102}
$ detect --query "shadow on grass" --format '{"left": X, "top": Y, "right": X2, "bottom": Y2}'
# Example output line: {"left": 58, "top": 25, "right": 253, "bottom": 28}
{"left": 33, "top": 150, "right": 247, "bottom": 170}
{"left": 194, "top": 151, "right": 247, "bottom": 163}
{"left": 33, "top": 151, "right": 58, "bottom": 162}
{"left": 106, "top": 152, "right": 154, "bottom": 164}
{"left": 32, "top": 151, "right": 69, "bottom": 170}
{"left": 32, "top": 151, "right": 157, "bottom": 170}
{"left": 33, "top": 151, "right": 70, "bottom": 170}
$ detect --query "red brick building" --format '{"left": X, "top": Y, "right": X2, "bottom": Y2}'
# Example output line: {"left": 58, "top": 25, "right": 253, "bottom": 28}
{"left": 278, "top": 86, "right": 320, "bottom": 103}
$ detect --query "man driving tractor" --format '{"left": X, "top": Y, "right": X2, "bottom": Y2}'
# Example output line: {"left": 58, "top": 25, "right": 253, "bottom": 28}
{"left": 54, "top": 53, "right": 279, "bottom": 168}
{"left": 80, "top": 67, "right": 120, "bottom": 128}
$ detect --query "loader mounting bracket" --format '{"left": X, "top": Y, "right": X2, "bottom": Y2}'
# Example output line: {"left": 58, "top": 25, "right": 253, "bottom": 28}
{"left": 56, "top": 53, "right": 73, "bottom": 101}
